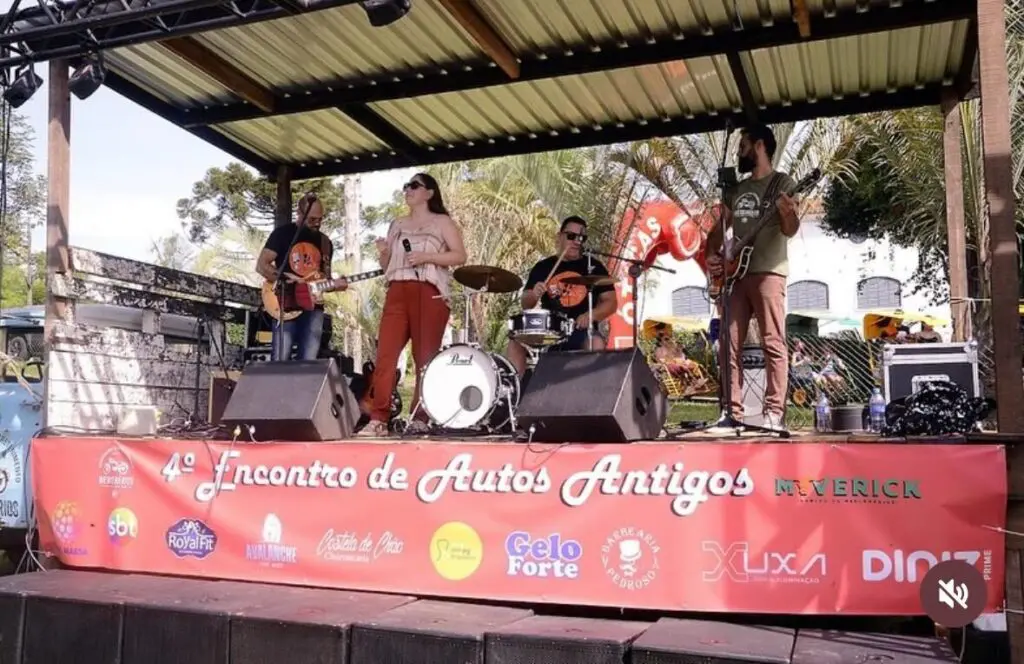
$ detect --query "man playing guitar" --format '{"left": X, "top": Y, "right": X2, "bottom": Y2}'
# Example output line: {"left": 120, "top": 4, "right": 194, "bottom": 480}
{"left": 255, "top": 193, "right": 347, "bottom": 361}
{"left": 505, "top": 216, "right": 617, "bottom": 375}
{"left": 706, "top": 124, "right": 800, "bottom": 431}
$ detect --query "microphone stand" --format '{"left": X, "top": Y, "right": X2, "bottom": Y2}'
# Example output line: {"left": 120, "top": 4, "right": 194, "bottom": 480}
{"left": 675, "top": 121, "right": 788, "bottom": 439}
{"left": 584, "top": 248, "right": 675, "bottom": 348}
{"left": 273, "top": 196, "right": 316, "bottom": 362}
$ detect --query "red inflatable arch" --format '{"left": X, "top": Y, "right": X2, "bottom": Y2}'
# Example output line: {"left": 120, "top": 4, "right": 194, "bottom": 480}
{"left": 606, "top": 200, "right": 719, "bottom": 348}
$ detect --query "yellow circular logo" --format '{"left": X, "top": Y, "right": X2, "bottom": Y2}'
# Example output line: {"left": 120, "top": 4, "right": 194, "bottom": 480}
{"left": 429, "top": 522, "right": 483, "bottom": 581}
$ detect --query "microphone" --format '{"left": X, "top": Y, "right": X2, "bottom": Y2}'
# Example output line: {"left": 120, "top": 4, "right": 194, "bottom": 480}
{"left": 402, "top": 237, "right": 420, "bottom": 279}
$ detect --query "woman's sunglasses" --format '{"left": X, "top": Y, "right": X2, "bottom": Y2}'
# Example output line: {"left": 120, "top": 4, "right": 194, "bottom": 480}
{"left": 564, "top": 231, "right": 588, "bottom": 243}
{"left": 403, "top": 181, "right": 426, "bottom": 191}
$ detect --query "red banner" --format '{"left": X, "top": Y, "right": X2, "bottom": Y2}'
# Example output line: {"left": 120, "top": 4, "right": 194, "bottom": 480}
{"left": 607, "top": 199, "right": 717, "bottom": 348}
{"left": 32, "top": 437, "right": 1006, "bottom": 615}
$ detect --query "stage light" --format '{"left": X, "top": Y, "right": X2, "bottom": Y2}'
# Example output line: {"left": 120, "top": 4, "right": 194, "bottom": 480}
{"left": 69, "top": 55, "right": 106, "bottom": 100}
{"left": 359, "top": 0, "right": 411, "bottom": 27}
{"left": 3, "top": 66, "right": 42, "bottom": 109}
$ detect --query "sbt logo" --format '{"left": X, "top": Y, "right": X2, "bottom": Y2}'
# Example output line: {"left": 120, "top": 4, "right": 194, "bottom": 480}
{"left": 862, "top": 549, "right": 983, "bottom": 583}
{"left": 505, "top": 531, "right": 582, "bottom": 579}
{"left": 108, "top": 507, "right": 138, "bottom": 545}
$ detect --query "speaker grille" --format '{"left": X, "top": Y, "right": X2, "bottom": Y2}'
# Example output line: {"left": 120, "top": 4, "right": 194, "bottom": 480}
{"left": 485, "top": 615, "right": 649, "bottom": 664}
{"left": 630, "top": 618, "right": 795, "bottom": 664}
{"left": 350, "top": 600, "right": 532, "bottom": 664}
{"left": 792, "top": 630, "right": 959, "bottom": 663}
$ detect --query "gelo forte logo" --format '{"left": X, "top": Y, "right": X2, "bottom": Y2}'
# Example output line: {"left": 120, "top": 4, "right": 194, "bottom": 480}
{"left": 862, "top": 549, "right": 990, "bottom": 583}
{"left": 108, "top": 507, "right": 138, "bottom": 545}
{"left": 505, "top": 531, "right": 582, "bottom": 579}
{"left": 430, "top": 521, "right": 482, "bottom": 581}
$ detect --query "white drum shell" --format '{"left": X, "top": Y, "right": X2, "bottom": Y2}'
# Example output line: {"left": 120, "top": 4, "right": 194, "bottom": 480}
{"left": 421, "top": 345, "right": 504, "bottom": 429}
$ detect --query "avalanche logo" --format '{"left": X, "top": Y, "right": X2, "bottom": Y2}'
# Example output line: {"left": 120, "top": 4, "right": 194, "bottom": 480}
{"left": 108, "top": 507, "right": 138, "bottom": 545}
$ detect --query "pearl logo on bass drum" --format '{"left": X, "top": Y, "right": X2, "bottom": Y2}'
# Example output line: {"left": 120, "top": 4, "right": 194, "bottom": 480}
{"left": 505, "top": 531, "right": 582, "bottom": 579}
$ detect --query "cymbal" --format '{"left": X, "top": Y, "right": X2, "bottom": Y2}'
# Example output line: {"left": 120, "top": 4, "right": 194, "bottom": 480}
{"left": 453, "top": 265, "right": 523, "bottom": 293}
{"left": 560, "top": 275, "right": 619, "bottom": 287}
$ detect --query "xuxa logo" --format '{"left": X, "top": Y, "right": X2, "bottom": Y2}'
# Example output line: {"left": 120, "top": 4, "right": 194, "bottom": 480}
{"left": 701, "top": 541, "right": 826, "bottom": 584}
{"left": 863, "top": 549, "right": 994, "bottom": 584}
{"left": 775, "top": 477, "right": 921, "bottom": 503}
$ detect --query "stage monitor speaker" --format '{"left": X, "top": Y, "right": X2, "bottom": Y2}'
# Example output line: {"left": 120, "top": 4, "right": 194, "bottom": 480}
{"left": 516, "top": 349, "right": 667, "bottom": 442}
{"left": 221, "top": 359, "right": 360, "bottom": 441}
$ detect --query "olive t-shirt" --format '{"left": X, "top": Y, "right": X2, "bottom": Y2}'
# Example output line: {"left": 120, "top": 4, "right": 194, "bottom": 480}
{"left": 725, "top": 171, "right": 797, "bottom": 277}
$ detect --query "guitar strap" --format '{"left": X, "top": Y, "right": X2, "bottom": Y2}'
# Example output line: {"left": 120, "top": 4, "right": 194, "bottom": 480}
{"left": 737, "top": 172, "right": 785, "bottom": 246}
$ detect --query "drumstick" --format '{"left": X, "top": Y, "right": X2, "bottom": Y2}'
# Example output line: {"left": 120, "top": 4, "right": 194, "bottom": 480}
{"left": 541, "top": 246, "right": 570, "bottom": 289}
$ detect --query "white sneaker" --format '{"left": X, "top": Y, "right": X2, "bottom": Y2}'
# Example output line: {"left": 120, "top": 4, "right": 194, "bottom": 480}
{"left": 763, "top": 412, "right": 788, "bottom": 433}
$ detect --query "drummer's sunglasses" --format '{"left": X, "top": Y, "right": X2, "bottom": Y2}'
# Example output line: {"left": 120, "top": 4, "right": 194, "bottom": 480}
{"left": 564, "top": 231, "right": 588, "bottom": 243}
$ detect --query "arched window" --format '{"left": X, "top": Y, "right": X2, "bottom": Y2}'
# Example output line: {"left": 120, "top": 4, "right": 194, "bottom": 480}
{"left": 671, "top": 286, "right": 710, "bottom": 317}
{"left": 857, "top": 276, "right": 902, "bottom": 309}
{"left": 788, "top": 280, "right": 829, "bottom": 311}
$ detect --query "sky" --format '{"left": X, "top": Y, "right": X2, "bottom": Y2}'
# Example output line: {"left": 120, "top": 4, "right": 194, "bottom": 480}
{"left": 12, "top": 59, "right": 410, "bottom": 263}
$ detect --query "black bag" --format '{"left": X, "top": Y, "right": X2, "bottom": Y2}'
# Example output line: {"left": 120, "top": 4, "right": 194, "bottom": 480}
{"left": 881, "top": 380, "right": 994, "bottom": 437}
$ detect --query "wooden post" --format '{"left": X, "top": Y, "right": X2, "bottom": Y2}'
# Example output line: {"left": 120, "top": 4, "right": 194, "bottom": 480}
{"left": 42, "top": 60, "right": 72, "bottom": 430}
{"left": 976, "top": 0, "right": 1024, "bottom": 434}
{"left": 275, "top": 165, "right": 292, "bottom": 228}
{"left": 941, "top": 92, "right": 971, "bottom": 342}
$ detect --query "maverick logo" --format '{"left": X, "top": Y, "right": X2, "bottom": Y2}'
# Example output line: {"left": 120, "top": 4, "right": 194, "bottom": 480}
{"left": 775, "top": 477, "right": 921, "bottom": 503}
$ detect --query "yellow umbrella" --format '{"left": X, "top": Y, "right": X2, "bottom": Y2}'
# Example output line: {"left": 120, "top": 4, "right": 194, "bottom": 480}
{"left": 642, "top": 316, "right": 709, "bottom": 340}
{"left": 862, "top": 309, "right": 949, "bottom": 340}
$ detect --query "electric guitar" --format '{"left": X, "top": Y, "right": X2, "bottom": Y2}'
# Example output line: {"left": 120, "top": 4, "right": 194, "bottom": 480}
{"left": 707, "top": 168, "right": 822, "bottom": 302}
{"left": 261, "top": 269, "right": 385, "bottom": 321}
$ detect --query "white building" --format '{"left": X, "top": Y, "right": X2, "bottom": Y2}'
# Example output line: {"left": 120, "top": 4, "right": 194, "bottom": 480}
{"left": 638, "top": 214, "right": 951, "bottom": 336}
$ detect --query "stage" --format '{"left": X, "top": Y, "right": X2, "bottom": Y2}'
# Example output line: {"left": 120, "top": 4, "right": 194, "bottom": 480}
{"left": 29, "top": 435, "right": 1007, "bottom": 617}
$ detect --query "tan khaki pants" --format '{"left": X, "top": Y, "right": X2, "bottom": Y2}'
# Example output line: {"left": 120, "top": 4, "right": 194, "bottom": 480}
{"left": 717, "top": 273, "right": 788, "bottom": 416}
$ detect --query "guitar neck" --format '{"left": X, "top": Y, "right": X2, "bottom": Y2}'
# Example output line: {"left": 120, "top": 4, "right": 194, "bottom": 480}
{"left": 319, "top": 269, "right": 384, "bottom": 290}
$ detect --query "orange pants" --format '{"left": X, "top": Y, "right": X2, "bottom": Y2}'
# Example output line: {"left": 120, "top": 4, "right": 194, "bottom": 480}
{"left": 369, "top": 281, "right": 450, "bottom": 423}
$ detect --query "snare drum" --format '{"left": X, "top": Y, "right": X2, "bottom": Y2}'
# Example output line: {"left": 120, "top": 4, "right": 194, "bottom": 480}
{"left": 508, "top": 308, "right": 571, "bottom": 347}
{"left": 420, "top": 344, "right": 521, "bottom": 431}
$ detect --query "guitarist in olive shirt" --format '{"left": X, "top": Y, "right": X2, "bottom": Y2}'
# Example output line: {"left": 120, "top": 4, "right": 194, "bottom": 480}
{"left": 256, "top": 193, "right": 347, "bottom": 361}
{"left": 706, "top": 124, "right": 801, "bottom": 431}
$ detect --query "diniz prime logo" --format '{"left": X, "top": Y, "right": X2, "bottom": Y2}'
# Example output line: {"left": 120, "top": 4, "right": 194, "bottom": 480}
{"left": 775, "top": 477, "right": 921, "bottom": 504}
{"left": 601, "top": 527, "right": 660, "bottom": 591}
{"left": 863, "top": 549, "right": 993, "bottom": 584}
{"left": 701, "top": 541, "right": 826, "bottom": 584}
{"left": 246, "top": 513, "right": 297, "bottom": 567}
{"left": 505, "top": 532, "right": 582, "bottom": 579}
{"left": 316, "top": 529, "right": 404, "bottom": 563}
{"left": 98, "top": 447, "right": 134, "bottom": 493}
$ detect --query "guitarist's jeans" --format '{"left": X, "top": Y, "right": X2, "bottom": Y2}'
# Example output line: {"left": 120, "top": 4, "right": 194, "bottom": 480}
{"left": 718, "top": 273, "right": 788, "bottom": 417}
{"left": 272, "top": 308, "right": 324, "bottom": 361}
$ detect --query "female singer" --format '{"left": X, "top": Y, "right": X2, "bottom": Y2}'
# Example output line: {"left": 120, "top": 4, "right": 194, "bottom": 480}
{"left": 358, "top": 173, "right": 467, "bottom": 437}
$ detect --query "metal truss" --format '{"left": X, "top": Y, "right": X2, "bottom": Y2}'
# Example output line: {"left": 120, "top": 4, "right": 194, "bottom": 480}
{"left": 0, "top": 0, "right": 359, "bottom": 69}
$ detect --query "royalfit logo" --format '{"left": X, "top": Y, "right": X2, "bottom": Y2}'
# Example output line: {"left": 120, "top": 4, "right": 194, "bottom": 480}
{"left": 702, "top": 541, "right": 826, "bottom": 584}
{"left": 775, "top": 477, "right": 921, "bottom": 504}
{"left": 862, "top": 549, "right": 993, "bottom": 583}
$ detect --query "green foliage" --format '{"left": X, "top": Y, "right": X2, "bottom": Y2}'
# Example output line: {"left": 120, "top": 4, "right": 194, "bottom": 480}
{"left": 175, "top": 162, "right": 346, "bottom": 244}
{"left": 0, "top": 252, "right": 45, "bottom": 308}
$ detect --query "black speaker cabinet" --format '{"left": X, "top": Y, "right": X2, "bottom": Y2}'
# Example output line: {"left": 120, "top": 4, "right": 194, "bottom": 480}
{"left": 517, "top": 349, "right": 667, "bottom": 442}
{"left": 221, "top": 359, "right": 360, "bottom": 441}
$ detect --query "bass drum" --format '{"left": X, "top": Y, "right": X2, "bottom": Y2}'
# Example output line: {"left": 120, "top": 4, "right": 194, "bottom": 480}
{"left": 420, "top": 344, "right": 521, "bottom": 432}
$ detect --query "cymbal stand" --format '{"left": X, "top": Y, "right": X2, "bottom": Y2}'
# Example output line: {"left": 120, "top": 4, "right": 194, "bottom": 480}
{"left": 583, "top": 249, "right": 676, "bottom": 347}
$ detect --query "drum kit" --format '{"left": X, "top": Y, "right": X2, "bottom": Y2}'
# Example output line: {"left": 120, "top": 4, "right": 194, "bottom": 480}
{"left": 415, "top": 263, "right": 617, "bottom": 435}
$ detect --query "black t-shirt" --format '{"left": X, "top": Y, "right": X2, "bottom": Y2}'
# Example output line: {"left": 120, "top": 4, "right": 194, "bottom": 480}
{"left": 263, "top": 224, "right": 333, "bottom": 310}
{"left": 524, "top": 255, "right": 615, "bottom": 321}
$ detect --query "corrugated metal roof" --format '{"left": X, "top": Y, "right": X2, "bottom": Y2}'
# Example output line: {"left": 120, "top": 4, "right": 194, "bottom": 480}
{"left": 97, "top": 0, "right": 977, "bottom": 177}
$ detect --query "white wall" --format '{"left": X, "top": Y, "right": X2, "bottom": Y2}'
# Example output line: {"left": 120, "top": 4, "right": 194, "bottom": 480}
{"left": 639, "top": 216, "right": 950, "bottom": 333}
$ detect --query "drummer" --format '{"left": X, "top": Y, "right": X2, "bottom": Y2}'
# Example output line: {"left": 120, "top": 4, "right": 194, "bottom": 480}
{"left": 505, "top": 216, "right": 617, "bottom": 374}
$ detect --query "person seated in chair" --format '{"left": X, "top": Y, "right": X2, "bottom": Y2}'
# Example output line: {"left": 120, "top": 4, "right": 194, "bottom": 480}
{"left": 505, "top": 216, "right": 617, "bottom": 375}
{"left": 652, "top": 324, "right": 700, "bottom": 381}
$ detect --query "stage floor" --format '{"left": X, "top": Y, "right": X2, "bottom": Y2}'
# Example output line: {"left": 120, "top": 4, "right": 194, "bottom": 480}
{"left": 29, "top": 435, "right": 1008, "bottom": 617}
{"left": 0, "top": 569, "right": 964, "bottom": 664}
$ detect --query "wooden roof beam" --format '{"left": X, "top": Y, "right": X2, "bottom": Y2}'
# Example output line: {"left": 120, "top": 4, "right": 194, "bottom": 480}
{"left": 792, "top": 0, "right": 812, "bottom": 38}
{"left": 437, "top": 0, "right": 519, "bottom": 79}
{"left": 161, "top": 36, "right": 275, "bottom": 113}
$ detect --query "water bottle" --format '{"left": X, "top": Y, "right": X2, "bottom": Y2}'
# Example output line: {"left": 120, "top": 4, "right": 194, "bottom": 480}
{"left": 869, "top": 388, "right": 886, "bottom": 433}
{"left": 815, "top": 394, "right": 832, "bottom": 433}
